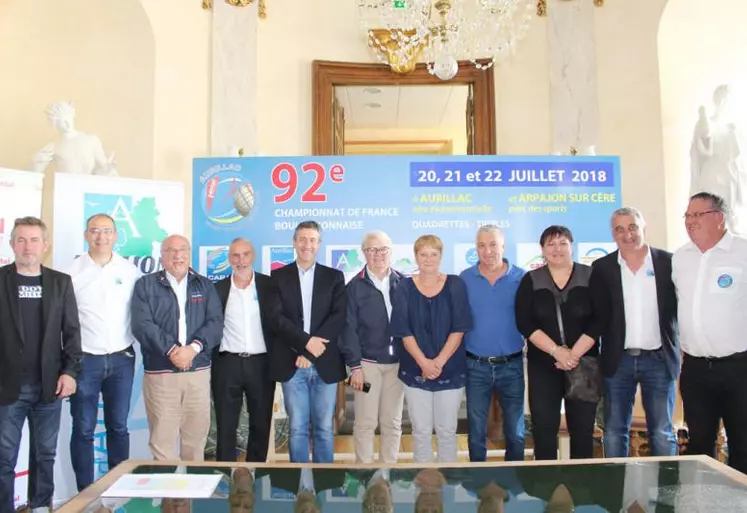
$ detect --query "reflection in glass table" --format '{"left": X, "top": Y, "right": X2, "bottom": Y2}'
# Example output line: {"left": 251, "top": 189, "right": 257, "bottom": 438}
{"left": 59, "top": 456, "right": 747, "bottom": 513}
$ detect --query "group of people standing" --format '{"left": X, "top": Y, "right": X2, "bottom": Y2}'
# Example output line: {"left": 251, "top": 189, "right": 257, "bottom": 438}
{"left": 0, "top": 191, "right": 746, "bottom": 513}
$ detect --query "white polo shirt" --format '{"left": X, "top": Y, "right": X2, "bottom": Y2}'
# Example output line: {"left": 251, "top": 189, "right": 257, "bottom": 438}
{"left": 672, "top": 231, "right": 747, "bottom": 357}
{"left": 67, "top": 253, "right": 141, "bottom": 355}
{"left": 619, "top": 247, "right": 662, "bottom": 350}
{"left": 220, "top": 274, "right": 267, "bottom": 355}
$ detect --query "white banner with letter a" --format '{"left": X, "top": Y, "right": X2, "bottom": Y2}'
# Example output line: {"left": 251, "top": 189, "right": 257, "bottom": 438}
{"left": 0, "top": 168, "right": 43, "bottom": 510}
{"left": 52, "top": 173, "right": 184, "bottom": 505}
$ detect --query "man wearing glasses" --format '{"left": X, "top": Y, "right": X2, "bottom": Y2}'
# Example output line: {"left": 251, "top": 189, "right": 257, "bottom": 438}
{"left": 131, "top": 235, "right": 223, "bottom": 461}
{"left": 340, "top": 231, "right": 404, "bottom": 463}
{"left": 673, "top": 192, "right": 747, "bottom": 474}
{"left": 65, "top": 214, "right": 142, "bottom": 490}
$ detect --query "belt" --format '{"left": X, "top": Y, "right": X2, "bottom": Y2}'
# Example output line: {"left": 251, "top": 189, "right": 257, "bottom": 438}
{"left": 624, "top": 348, "right": 662, "bottom": 357}
{"left": 467, "top": 350, "right": 523, "bottom": 364}
{"left": 685, "top": 350, "right": 747, "bottom": 362}
{"left": 222, "top": 352, "right": 267, "bottom": 358}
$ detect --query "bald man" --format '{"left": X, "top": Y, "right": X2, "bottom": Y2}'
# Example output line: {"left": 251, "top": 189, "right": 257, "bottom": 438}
{"left": 212, "top": 238, "right": 290, "bottom": 462}
{"left": 131, "top": 234, "right": 223, "bottom": 461}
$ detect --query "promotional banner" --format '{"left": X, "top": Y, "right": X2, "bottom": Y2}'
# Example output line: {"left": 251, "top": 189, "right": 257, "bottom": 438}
{"left": 0, "top": 168, "right": 43, "bottom": 510}
{"left": 191, "top": 155, "right": 622, "bottom": 279}
{"left": 51, "top": 173, "right": 185, "bottom": 504}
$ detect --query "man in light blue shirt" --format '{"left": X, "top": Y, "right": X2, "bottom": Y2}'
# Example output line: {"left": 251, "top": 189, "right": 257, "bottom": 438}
{"left": 459, "top": 225, "right": 526, "bottom": 461}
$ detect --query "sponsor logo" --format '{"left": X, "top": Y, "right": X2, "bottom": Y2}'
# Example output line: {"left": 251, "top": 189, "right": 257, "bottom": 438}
{"left": 578, "top": 242, "right": 617, "bottom": 265}
{"left": 391, "top": 244, "right": 418, "bottom": 276}
{"left": 453, "top": 243, "right": 479, "bottom": 274}
{"left": 262, "top": 245, "right": 295, "bottom": 274}
{"left": 516, "top": 243, "right": 545, "bottom": 270}
{"left": 329, "top": 247, "right": 365, "bottom": 274}
{"left": 84, "top": 193, "right": 168, "bottom": 274}
{"left": 199, "top": 246, "right": 230, "bottom": 281}
{"left": 198, "top": 164, "right": 253, "bottom": 231}
{"left": 718, "top": 274, "right": 733, "bottom": 289}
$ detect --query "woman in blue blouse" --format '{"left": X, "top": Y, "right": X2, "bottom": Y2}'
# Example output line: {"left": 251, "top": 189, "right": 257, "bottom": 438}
{"left": 391, "top": 234, "right": 473, "bottom": 463}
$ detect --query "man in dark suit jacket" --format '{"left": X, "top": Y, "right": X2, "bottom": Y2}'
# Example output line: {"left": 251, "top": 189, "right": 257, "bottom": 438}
{"left": 271, "top": 220, "right": 347, "bottom": 463}
{"left": 589, "top": 207, "right": 679, "bottom": 458}
{"left": 212, "top": 237, "right": 289, "bottom": 463}
{"left": 0, "top": 217, "right": 82, "bottom": 513}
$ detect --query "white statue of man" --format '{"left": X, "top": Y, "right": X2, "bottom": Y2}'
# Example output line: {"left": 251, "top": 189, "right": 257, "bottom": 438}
{"left": 32, "top": 101, "right": 118, "bottom": 176}
{"left": 690, "top": 84, "right": 746, "bottom": 234}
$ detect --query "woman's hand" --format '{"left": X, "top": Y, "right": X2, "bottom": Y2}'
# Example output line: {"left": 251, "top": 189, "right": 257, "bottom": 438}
{"left": 419, "top": 358, "right": 442, "bottom": 380}
{"left": 552, "top": 346, "right": 579, "bottom": 371}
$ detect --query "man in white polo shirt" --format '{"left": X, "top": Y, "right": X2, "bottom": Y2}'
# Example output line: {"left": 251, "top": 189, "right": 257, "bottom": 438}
{"left": 66, "top": 214, "right": 141, "bottom": 491}
{"left": 673, "top": 192, "right": 747, "bottom": 474}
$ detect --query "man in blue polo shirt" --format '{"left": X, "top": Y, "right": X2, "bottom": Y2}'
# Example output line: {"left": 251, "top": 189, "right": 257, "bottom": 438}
{"left": 459, "top": 225, "right": 526, "bottom": 462}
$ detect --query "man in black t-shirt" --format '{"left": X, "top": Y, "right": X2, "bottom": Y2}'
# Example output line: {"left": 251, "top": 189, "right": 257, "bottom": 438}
{"left": 0, "top": 217, "right": 81, "bottom": 513}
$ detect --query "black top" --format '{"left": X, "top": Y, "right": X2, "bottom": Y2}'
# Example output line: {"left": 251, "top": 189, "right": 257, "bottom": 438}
{"left": 515, "top": 263, "right": 599, "bottom": 366}
{"left": 0, "top": 264, "right": 81, "bottom": 405}
{"left": 270, "top": 262, "right": 347, "bottom": 384}
{"left": 17, "top": 273, "right": 43, "bottom": 384}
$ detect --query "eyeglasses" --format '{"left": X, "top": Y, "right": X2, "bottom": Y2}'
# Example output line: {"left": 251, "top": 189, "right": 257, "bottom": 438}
{"left": 683, "top": 209, "right": 719, "bottom": 220}
{"left": 363, "top": 246, "right": 391, "bottom": 255}
{"left": 88, "top": 228, "right": 115, "bottom": 235}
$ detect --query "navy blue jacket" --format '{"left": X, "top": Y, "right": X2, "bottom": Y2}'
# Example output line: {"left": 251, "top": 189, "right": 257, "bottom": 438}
{"left": 339, "top": 268, "right": 403, "bottom": 369}
{"left": 131, "top": 269, "right": 223, "bottom": 373}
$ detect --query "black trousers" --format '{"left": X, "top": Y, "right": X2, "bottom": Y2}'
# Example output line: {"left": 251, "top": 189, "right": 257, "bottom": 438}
{"left": 680, "top": 352, "right": 747, "bottom": 474}
{"left": 211, "top": 352, "right": 276, "bottom": 462}
{"left": 528, "top": 359, "right": 598, "bottom": 460}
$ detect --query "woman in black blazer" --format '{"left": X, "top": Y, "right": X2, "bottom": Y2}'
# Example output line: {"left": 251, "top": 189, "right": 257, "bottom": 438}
{"left": 515, "top": 225, "right": 600, "bottom": 460}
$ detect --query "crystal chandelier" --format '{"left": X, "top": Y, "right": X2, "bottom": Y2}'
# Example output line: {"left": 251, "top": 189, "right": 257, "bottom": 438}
{"left": 358, "top": 0, "right": 535, "bottom": 81}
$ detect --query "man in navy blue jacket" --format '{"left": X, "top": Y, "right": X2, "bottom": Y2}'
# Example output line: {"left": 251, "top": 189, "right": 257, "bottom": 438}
{"left": 340, "top": 230, "right": 404, "bottom": 464}
{"left": 131, "top": 234, "right": 223, "bottom": 461}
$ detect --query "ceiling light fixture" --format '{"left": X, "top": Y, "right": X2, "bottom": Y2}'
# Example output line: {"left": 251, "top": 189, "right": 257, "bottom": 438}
{"left": 358, "top": 0, "right": 535, "bottom": 81}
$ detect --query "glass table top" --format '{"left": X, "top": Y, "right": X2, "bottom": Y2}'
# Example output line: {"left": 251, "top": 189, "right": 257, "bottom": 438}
{"left": 77, "top": 457, "right": 747, "bottom": 513}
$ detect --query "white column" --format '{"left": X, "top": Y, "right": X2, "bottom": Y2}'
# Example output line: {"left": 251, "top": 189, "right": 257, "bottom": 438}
{"left": 546, "top": 0, "right": 600, "bottom": 154}
{"left": 210, "top": 1, "right": 259, "bottom": 156}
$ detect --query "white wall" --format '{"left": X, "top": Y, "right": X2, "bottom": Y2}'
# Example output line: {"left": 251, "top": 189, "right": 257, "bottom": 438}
{"left": 0, "top": 0, "right": 155, "bottom": 178}
{"left": 659, "top": 0, "right": 747, "bottom": 249}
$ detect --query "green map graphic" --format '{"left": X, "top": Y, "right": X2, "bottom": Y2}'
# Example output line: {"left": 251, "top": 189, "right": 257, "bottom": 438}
{"left": 84, "top": 195, "right": 168, "bottom": 257}
{"left": 117, "top": 198, "right": 168, "bottom": 256}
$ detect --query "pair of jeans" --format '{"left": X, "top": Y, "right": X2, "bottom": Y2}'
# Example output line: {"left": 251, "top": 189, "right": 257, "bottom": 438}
{"left": 70, "top": 350, "right": 135, "bottom": 491}
{"left": 466, "top": 356, "right": 526, "bottom": 461}
{"left": 603, "top": 350, "right": 677, "bottom": 458}
{"left": 0, "top": 383, "right": 62, "bottom": 512}
{"left": 281, "top": 367, "right": 338, "bottom": 463}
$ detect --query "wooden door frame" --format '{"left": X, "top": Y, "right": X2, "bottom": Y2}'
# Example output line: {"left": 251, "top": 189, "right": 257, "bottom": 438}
{"left": 312, "top": 60, "right": 497, "bottom": 156}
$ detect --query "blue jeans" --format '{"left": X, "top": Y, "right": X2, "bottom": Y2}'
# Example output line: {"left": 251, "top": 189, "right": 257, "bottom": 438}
{"left": 70, "top": 350, "right": 135, "bottom": 491}
{"left": 281, "top": 367, "right": 338, "bottom": 463}
{"left": 603, "top": 350, "right": 677, "bottom": 458}
{"left": 466, "top": 356, "right": 526, "bottom": 462}
{"left": 0, "top": 383, "right": 62, "bottom": 512}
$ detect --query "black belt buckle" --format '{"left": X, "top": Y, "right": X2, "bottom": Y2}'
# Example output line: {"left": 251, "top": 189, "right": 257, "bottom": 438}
{"left": 625, "top": 348, "right": 659, "bottom": 357}
{"left": 487, "top": 355, "right": 510, "bottom": 364}
{"left": 468, "top": 351, "right": 520, "bottom": 365}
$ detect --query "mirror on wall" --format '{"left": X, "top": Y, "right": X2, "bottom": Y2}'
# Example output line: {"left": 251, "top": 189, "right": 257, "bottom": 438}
{"left": 312, "top": 60, "right": 495, "bottom": 156}
{"left": 333, "top": 84, "right": 472, "bottom": 156}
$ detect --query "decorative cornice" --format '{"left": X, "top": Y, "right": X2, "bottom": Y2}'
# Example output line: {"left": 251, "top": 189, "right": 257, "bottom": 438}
{"left": 202, "top": 0, "right": 267, "bottom": 18}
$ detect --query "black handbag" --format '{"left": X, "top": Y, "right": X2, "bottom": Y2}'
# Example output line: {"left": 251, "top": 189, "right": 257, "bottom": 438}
{"left": 553, "top": 290, "right": 602, "bottom": 404}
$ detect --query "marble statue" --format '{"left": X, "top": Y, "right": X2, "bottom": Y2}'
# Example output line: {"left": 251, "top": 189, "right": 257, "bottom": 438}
{"left": 690, "top": 84, "right": 746, "bottom": 233}
{"left": 32, "top": 102, "right": 118, "bottom": 176}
